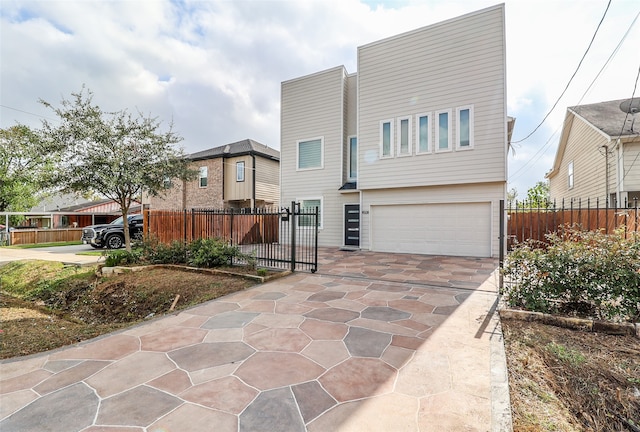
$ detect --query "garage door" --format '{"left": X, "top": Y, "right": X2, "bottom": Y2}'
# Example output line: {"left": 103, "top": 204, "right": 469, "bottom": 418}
{"left": 370, "top": 202, "right": 491, "bottom": 257}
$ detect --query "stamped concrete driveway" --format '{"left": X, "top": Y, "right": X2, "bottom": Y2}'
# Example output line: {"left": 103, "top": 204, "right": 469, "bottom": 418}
{"left": 0, "top": 248, "right": 510, "bottom": 432}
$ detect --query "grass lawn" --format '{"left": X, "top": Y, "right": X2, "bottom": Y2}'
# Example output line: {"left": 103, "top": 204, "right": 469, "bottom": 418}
{"left": 3, "top": 241, "right": 82, "bottom": 249}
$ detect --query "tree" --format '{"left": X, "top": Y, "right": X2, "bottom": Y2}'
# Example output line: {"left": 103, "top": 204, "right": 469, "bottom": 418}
{"left": 0, "top": 125, "right": 58, "bottom": 214}
{"left": 525, "top": 181, "right": 550, "bottom": 208}
{"left": 41, "top": 87, "right": 196, "bottom": 250}
{"left": 507, "top": 187, "right": 518, "bottom": 208}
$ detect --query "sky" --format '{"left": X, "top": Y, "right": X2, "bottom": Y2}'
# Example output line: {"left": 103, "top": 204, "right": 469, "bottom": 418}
{"left": 1, "top": 0, "right": 639, "bottom": 197}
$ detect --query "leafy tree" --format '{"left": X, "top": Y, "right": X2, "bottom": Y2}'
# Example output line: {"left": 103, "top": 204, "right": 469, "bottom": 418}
{"left": 0, "top": 125, "right": 58, "bottom": 214}
{"left": 525, "top": 181, "right": 550, "bottom": 208}
{"left": 40, "top": 87, "right": 196, "bottom": 250}
{"left": 507, "top": 187, "right": 518, "bottom": 208}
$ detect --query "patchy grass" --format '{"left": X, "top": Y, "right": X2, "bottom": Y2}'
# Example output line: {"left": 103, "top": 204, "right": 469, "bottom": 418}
{"left": 3, "top": 241, "right": 82, "bottom": 249}
{"left": 502, "top": 319, "right": 640, "bottom": 432}
{"left": 0, "top": 261, "right": 258, "bottom": 359}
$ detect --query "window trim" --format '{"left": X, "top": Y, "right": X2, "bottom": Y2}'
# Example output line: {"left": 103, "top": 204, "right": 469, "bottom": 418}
{"left": 416, "top": 113, "right": 432, "bottom": 155}
{"left": 568, "top": 161, "right": 574, "bottom": 189}
{"left": 396, "top": 116, "right": 412, "bottom": 157}
{"left": 296, "top": 197, "right": 323, "bottom": 229}
{"left": 379, "top": 119, "right": 394, "bottom": 159}
{"left": 236, "top": 161, "right": 245, "bottom": 182}
{"left": 199, "top": 166, "right": 208, "bottom": 188}
{"left": 296, "top": 137, "right": 324, "bottom": 171}
{"left": 348, "top": 135, "right": 358, "bottom": 182}
{"left": 456, "top": 105, "right": 474, "bottom": 150}
{"left": 435, "top": 109, "right": 452, "bottom": 153}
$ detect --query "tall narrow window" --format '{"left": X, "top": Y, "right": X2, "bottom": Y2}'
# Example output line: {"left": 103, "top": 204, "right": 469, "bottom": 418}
{"left": 297, "top": 138, "right": 323, "bottom": 170}
{"left": 380, "top": 120, "right": 394, "bottom": 158}
{"left": 348, "top": 136, "right": 357, "bottom": 181}
{"left": 397, "top": 117, "right": 411, "bottom": 156}
{"left": 236, "top": 161, "right": 245, "bottom": 182}
{"left": 568, "top": 161, "right": 574, "bottom": 189}
{"left": 298, "top": 198, "right": 322, "bottom": 228}
{"left": 435, "top": 110, "right": 451, "bottom": 152}
{"left": 199, "top": 166, "right": 208, "bottom": 187}
{"left": 416, "top": 113, "right": 431, "bottom": 154}
{"left": 456, "top": 105, "right": 474, "bottom": 149}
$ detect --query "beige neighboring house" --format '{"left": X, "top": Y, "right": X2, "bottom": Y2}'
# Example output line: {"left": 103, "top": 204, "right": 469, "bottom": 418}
{"left": 148, "top": 139, "right": 280, "bottom": 210}
{"left": 280, "top": 5, "right": 510, "bottom": 258}
{"left": 546, "top": 98, "right": 640, "bottom": 206}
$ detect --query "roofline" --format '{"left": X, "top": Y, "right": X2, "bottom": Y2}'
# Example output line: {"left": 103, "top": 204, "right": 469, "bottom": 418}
{"left": 189, "top": 149, "right": 279, "bottom": 162}
{"left": 567, "top": 107, "right": 613, "bottom": 141}
{"left": 281, "top": 65, "right": 349, "bottom": 86}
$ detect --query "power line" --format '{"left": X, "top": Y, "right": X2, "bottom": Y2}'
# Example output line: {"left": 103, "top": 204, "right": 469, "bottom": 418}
{"left": 0, "top": 104, "right": 59, "bottom": 123}
{"left": 613, "top": 63, "right": 640, "bottom": 191}
{"left": 511, "top": 0, "right": 611, "bottom": 144}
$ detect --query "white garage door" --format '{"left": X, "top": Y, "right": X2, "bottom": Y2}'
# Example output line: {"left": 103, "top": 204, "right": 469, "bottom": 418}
{"left": 371, "top": 202, "right": 492, "bottom": 257}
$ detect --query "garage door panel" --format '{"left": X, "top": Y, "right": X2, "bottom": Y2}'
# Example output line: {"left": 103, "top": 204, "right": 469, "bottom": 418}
{"left": 371, "top": 203, "right": 491, "bottom": 257}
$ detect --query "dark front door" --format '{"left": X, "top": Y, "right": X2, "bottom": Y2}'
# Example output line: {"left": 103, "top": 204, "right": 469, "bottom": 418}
{"left": 344, "top": 204, "right": 360, "bottom": 247}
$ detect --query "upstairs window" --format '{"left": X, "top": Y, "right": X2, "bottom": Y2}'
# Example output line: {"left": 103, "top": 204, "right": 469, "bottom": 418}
{"left": 297, "top": 138, "right": 323, "bottom": 170}
{"left": 199, "top": 166, "right": 208, "bottom": 188}
{"left": 416, "top": 113, "right": 431, "bottom": 154}
{"left": 568, "top": 161, "right": 574, "bottom": 189}
{"left": 435, "top": 110, "right": 452, "bottom": 152}
{"left": 456, "top": 105, "right": 474, "bottom": 149}
{"left": 348, "top": 136, "right": 357, "bottom": 181}
{"left": 397, "top": 117, "right": 412, "bottom": 156}
{"left": 236, "top": 161, "right": 245, "bottom": 182}
{"left": 380, "top": 120, "right": 394, "bottom": 158}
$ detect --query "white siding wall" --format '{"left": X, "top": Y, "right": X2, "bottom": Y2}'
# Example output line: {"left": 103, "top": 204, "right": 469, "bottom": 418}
{"left": 361, "top": 182, "right": 505, "bottom": 257}
{"left": 357, "top": 5, "right": 507, "bottom": 190}
{"left": 622, "top": 141, "right": 640, "bottom": 194}
{"left": 255, "top": 157, "right": 280, "bottom": 206}
{"left": 281, "top": 66, "right": 349, "bottom": 246}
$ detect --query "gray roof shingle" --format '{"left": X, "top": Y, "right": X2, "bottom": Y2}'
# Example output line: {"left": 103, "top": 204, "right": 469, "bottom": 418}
{"left": 188, "top": 139, "right": 279, "bottom": 161}
{"left": 570, "top": 98, "right": 640, "bottom": 138}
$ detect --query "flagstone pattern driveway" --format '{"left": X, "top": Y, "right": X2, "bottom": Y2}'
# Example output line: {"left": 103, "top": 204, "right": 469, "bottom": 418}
{"left": 0, "top": 249, "right": 507, "bottom": 431}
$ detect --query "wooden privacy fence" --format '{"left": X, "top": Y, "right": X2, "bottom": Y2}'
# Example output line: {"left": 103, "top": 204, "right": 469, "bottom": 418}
{"left": 9, "top": 228, "right": 83, "bottom": 246}
{"left": 507, "top": 199, "right": 640, "bottom": 249}
{"left": 144, "top": 208, "right": 280, "bottom": 245}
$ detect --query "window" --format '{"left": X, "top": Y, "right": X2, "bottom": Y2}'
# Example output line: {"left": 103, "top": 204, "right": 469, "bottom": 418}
{"left": 298, "top": 198, "right": 322, "bottom": 228}
{"left": 435, "top": 110, "right": 451, "bottom": 152}
{"left": 348, "top": 136, "right": 357, "bottom": 181}
{"left": 163, "top": 176, "right": 172, "bottom": 189}
{"left": 397, "top": 116, "right": 412, "bottom": 156}
{"left": 236, "top": 161, "right": 245, "bottom": 182}
{"left": 456, "top": 105, "right": 474, "bottom": 149}
{"left": 199, "top": 166, "right": 208, "bottom": 188}
{"left": 416, "top": 113, "right": 431, "bottom": 154}
{"left": 568, "top": 161, "right": 574, "bottom": 189}
{"left": 297, "top": 137, "right": 323, "bottom": 170}
{"left": 380, "top": 120, "right": 394, "bottom": 158}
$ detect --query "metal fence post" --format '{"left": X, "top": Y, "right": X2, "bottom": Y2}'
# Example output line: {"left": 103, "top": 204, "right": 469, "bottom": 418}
{"left": 290, "top": 201, "right": 297, "bottom": 272}
{"left": 499, "top": 199, "right": 505, "bottom": 291}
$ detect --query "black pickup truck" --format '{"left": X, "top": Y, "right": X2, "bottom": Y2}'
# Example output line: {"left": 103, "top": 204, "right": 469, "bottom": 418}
{"left": 81, "top": 214, "right": 143, "bottom": 249}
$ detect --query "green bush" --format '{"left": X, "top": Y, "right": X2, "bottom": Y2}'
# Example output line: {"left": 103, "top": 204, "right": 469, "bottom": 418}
{"left": 187, "top": 238, "right": 243, "bottom": 268}
{"left": 140, "top": 239, "right": 187, "bottom": 264}
{"left": 502, "top": 225, "right": 640, "bottom": 322}
{"left": 104, "top": 249, "right": 143, "bottom": 267}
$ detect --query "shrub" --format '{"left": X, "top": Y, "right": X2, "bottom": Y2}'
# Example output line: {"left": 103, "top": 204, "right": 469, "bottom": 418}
{"left": 187, "top": 238, "right": 242, "bottom": 268}
{"left": 140, "top": 238, "right": 187, "bottom": 265}
{"left": 502, "top": 225, "right": 640, "bottom": 322}
{"left": 104, "top": 249, "right": 143, "bottom": 267}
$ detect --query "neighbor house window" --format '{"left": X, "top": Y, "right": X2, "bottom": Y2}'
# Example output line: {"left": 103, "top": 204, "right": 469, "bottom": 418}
{"left": 456, "top": 105, "right": 474, "bottom": 149}
{"left": 416, "top": 113, "right": 431, "bottom": 154}
{"left": 199, "top": 166, "right": 208, "bottom": 187}
{"left": 298, "top": 198, "right": 323, "bottom": 228}
{"left": 236, "top": 161, "right": 245, "bottom": 182}
{"left": 435, "top": 109, "right": 452, "bottom": 152}
{"left": 568, "top": 161, "right": 574, "bottom": 189}
{"left": 380, "top": 120, "right": 394, "bottom": 158}
{"left": 297, "top": 137, "right": 323, "bottom": 170}
{"left": 397, "top": 116, "right": 411, "bottom": 156}
{"left": 348, "top": 136, "right": 357, "bottom": 181}
{"left": 163, "top": 176, "right": 172, "bottom": 189}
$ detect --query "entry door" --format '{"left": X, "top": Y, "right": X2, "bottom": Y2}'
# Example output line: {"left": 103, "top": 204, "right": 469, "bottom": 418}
{"left": 344, "top": 204, "right": 360, "bottom": 247}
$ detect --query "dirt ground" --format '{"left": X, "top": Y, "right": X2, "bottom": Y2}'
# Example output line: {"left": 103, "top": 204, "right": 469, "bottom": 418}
{"left": 0, "top": 268, "right": 257, "bottom": 359}
{"left": 502, "top": 318, "right": 640, "bottom": 432}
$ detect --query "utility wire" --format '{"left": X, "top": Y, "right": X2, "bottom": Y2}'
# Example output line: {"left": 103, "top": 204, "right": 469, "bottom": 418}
{"left": 511, "top": 0, "right": 611, "bottom": 144}
{"left": 0, "top": 104, "right": 59, "bottom": 123}
{"left": 613, "top": 63, "right": 640, "bottom": 190}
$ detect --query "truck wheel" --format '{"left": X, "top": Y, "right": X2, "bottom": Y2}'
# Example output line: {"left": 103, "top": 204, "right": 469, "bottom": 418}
{"left": 106, "top": 234, "right": 124, "bottom": 249}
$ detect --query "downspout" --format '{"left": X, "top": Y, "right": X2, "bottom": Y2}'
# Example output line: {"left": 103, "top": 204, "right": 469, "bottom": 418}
{"left": 252, "top": 154, "right": 256, "bottom": 209}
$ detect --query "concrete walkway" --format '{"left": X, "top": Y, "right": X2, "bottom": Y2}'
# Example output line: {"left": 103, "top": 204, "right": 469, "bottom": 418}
{"left": 0, "top": 249, "right": 511, "bottom": 431}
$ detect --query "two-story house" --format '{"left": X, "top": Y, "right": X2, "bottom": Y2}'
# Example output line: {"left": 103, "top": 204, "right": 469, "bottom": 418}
{"left": 148, "top": 139, "right": 280, "bottom": 210}
{"left": 547, "top": 98, "right": 640, "bottom": 206}
{"left": 281, "top": 4, "right": 508, "bottom": 258}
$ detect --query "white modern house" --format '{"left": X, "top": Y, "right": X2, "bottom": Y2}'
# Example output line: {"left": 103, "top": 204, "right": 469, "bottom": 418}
{"left": 280, "top": 4, "right": 510, "bottom": 258}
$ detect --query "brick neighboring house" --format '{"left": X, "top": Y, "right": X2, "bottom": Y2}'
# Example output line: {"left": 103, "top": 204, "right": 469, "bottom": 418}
{"left": 148, "top": 139, "right": 280, "bottom": 210}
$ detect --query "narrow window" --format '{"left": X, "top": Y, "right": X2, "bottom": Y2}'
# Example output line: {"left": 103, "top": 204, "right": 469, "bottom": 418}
{"left": 435, "top": 110, "right": 451, "bottom": 152}
{"left": 163, "top": 176, "right": 172, "bottom": 189}
{"left": 568, "top": 161, "right": 574, "bottom": 189}
{"left": 348, "top": 136, "right": 357, "bottom": 181}
{"left": 456, "top": 105, "right": 474, "bottom": 149}
{"left": 380, "top": 120, "right": 394, "bottom": 158}
{"left": 297, "top": 138, "right": 323, "bottom": 170}
{"left": 416, "top": 113, "right": 431, "bottom": 154}
{"left": 199, "top": 166, "right": 208, "bottom": 188}
{"left": 236, "top": 161, "right": 245, "bottom": 182}
{"left": 299, "top": 198, "right": 322, "bottom": 228}
{"left": 397, "top": 117, "right": 411, "bottom": 156}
